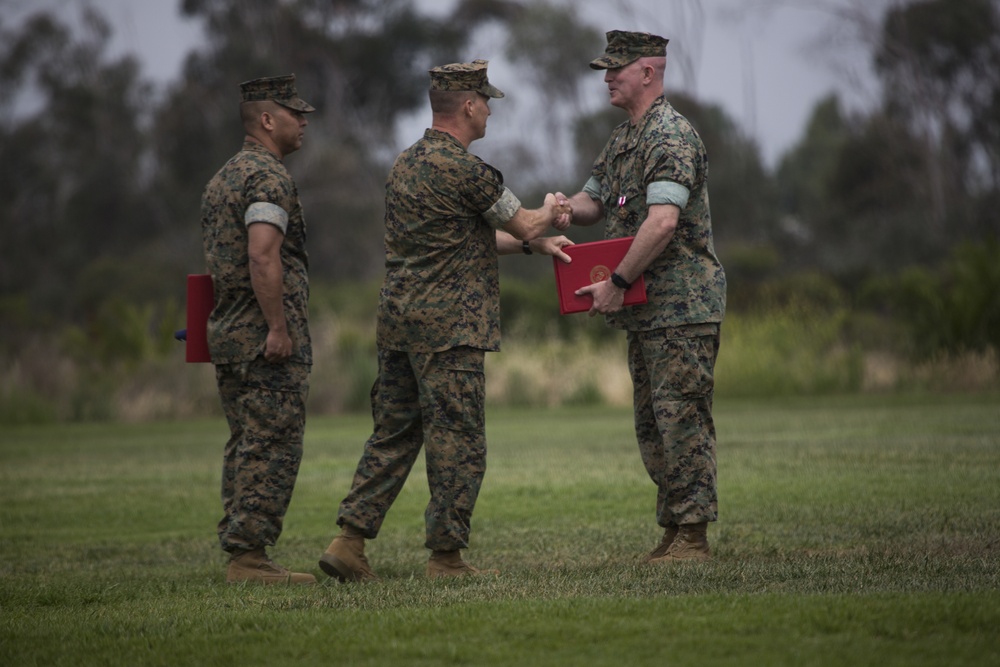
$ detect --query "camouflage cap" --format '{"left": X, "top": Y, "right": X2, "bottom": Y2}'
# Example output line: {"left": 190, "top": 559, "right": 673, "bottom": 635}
{"left": 429, "top": 59, "right": 505, "bottom": 99}
{"left": 239, "top": 74, "right": 315, "bottom": 113}
{"left": 589, "top": 30, "right": 669, "bottom": 70}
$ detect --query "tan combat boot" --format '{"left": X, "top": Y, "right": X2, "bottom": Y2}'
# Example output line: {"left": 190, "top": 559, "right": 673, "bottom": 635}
{"left": 319, "top": 525, "right": 379, "bottom": 582}
{"left": 226, "top": 548, "right": 317, "bottom": 585}
{"left": 648, "top": 522, "right": 711, "bottom": 564}
{"left": 643, "top": 523, "right": 679, "bottom": 563}
{"left": 426, "top": 550, "right": 499, "bottom": 578}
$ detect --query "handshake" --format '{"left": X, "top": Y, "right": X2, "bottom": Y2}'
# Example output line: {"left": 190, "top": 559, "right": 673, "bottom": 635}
{"left": 546, "top": 192, "right": 574, "bottom": 231}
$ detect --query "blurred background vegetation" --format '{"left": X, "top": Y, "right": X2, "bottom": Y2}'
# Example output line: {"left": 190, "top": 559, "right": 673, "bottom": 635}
{"left": 1, "top": 0, "right": 998, "bottom": 424}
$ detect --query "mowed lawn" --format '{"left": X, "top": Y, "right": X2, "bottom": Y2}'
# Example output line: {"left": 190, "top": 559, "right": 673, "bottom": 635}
{"left": 1, "top": 393, "right": 998, "bottom": 666}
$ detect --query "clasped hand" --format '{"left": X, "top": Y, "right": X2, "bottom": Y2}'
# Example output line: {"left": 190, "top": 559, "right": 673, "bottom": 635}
{"left": 544, "top": 192, "right": 573, "bottom": 231}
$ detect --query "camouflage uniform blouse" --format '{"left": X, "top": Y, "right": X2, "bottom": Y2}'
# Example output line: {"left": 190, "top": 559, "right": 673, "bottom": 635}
{"left": 201, "top": 141, "right": 312, "bottom": 365}
{"left": 377, "top": 129, "right": 520, "bottom": 353}
{"left": 584, "top": 96, "right": 726, "bottom": 331}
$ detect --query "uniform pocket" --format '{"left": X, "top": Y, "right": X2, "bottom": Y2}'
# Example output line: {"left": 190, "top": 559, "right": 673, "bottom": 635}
{"left": 425, "top": 347, "right": 485, "bottom": 433}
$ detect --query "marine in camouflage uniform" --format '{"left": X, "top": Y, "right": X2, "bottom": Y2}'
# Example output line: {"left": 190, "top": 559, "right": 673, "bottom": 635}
{"left": 201, "top": 74, "right": 315, "bottom": 583}
{"left": 561, "top": 31, "right": 726, "bottom": 562}
{"left": 320, "top": 61, "right": 572, "bottom": 580}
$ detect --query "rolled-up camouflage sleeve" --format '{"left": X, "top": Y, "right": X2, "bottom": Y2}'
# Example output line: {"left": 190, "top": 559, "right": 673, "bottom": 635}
{"left": 482, "top": 187, "right": 521, "bottom": 229}
{"left": 647, "top": 181, "right": 690, "bottom": 209}
{"left": 245, "top": 201, "right": 289, "bottom": 233}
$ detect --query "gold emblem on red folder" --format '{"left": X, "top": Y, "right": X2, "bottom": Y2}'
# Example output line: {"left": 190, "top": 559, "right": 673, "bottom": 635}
{"left": 590, "top": 264, "right": 611, "bottom": 283}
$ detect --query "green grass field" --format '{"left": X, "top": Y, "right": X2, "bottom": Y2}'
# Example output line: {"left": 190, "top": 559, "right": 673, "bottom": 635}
{"left": 2, "top": 394, "right": 999, "bottom": 666}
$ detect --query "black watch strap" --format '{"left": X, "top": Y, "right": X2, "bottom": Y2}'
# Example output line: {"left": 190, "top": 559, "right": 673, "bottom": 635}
{"left": 610, "top": 271, "right": 631, "bottom": 290}
{"left": 522, "top": 240, "right": 532, "bottom": 255}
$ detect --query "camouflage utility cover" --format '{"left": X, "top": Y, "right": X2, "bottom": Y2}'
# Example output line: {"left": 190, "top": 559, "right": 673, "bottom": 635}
{"left": 590, "top": 30, "right": 669, "bottom": 70}
{"left": 201, "top": 141, "right": 311, "bottom": 364}
{"left": 239, "top": 74, "right": 315, "bottom": 113}
{"left": 429, "top": 59, "right": 505, "bottom": 98}
{"left": 377, "top": 129, "right": 508, "bottom": 353}
{"left": 589, "top": 96, "right": 726, "bottom": 330}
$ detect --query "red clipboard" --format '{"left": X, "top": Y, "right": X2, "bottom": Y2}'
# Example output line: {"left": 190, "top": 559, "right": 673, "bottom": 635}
{"left": 185, "top": 274, "right": 214, "bottom": 363}
{"left": 552, "top": 237, "right": 647, "bottom": 315}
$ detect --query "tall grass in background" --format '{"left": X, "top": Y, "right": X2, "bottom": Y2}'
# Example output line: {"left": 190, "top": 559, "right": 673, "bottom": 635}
{"left": 1, "top": 272, "right": 998, "bottom": 424}
{"left": 716, "top": 305, "right": 864, "bottom": 396}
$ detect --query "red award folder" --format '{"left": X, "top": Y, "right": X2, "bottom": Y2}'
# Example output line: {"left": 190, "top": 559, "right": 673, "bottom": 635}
{"left": 552, "top": 237, "right": 647, "bottom": 315}
{"left": 185, "top": 274, "right": 214, "bottom": 363}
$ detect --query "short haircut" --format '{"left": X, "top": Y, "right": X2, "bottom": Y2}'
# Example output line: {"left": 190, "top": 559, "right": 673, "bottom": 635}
{"left": 429, "top": 89, "right": 477, "bottom": 115}
{"left": 240, "top": 100, "right": 278, "bottom": 131}
{"left": 638, "top": 56, "right": 667, "bottom": 80}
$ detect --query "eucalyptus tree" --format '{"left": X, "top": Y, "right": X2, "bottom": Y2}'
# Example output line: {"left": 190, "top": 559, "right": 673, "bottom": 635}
{"left": 0, "top": 6, "right": 158, "bottom": 320}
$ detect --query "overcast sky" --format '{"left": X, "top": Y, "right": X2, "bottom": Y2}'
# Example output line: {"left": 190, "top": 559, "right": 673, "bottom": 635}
{"left": 19, "top": 0, "right": 884, "bottom": 168}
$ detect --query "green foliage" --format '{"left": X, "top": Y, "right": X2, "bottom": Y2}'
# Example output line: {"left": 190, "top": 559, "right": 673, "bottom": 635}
{"left": 499, "top": 367, "right": 542, "bottom": 407}
{"left": 2, "top": 397, "right": 999, "bottom": 664}
{"left": 776, "top": 95, "right": 848, "bottom": 217}
{"left": 4, "top": 266, "right": 998, "bottom": 424}
{"left": 563, "top": 379, "right": 605, "bottom": 407}
{"left": 0, "top": 389, "right": 56, "bottom": 425}
{"left": 3, "top": 1, "right": 1000, "bottom": 423}
{"left": 304, "top": 282, "right": 382, "bottom": 413}
{"left": 755, "top": 271, "right": 849, "bottom": 312}
{"left": 717, "top": 242, "right": 781, "bottom": 294}
{"left": 0, "top": 7, "right": 157, "bottom": 318}
{"left": 726, "top": 269, "right": 848, "bottom": 322}
{"left": 0, "top": 294, "right": 53, "bottom": 354}
{"left": 777, "top": 0, "right": 1000, "bottom": 278}
{"left": 333, "top": 325, "right": 379, "bottom": 413}
{"left": 66, "top": 369, "right": 119, "bottom": 422}
{"left": 309, "top": 281, "right": 381, "bottom": 323}
{"left": 774, "top": 94, "right": 849, "bottom": 267}
{"left": 716, "top": 305, "right": 864, "bottom": 397}
{"left": 867, "top": 0, "right": 1000, "bottom": 261}
{"left": 3, "top": 0, "right": 999, "bottom": 327}
{"left": 63, "top": 298, "right": 180, "bottom": 370}
{"left": 500, "top": 277, "right": 576, "bottom": 340}
{"left": 505, "top": 2, "right": 603, "bottom": 103}
{"left": 671, "top": 93, "right": 779, "bottom": 251}
{"left": 73, "top": 257, "right": 186, "bottom": 322}
{"left": 501, "top": 275, "right": 627, "bottom": 345}
{"left": 877, "top": 0, "right": 1000, "bottom": 190}
{"left": 789, "top": 111, "right": 939, "bottom": 282}
{"left": 157, "top": 0, "right": 515, "bottom": 286}
{"left": 572, "top": 107, "right": 627, "bottom": 176}
{"left": 861, "top": 240, "right": 1000, "bottom": 358}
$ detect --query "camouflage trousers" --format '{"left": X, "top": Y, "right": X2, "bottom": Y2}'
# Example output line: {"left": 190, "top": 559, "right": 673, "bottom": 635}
{"left": 337, "top": 346, "right": 487, "bottom": 552}
{"left": 214, "top": 358, "right": 309, "bottom": 553}
{"left": 627, "top": 323, "right": 719, "bottom": 527}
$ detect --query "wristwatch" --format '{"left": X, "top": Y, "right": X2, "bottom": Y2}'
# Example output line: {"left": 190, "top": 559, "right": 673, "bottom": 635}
{"left": 610, "top": 271, "right": 631, "bottom": 290}
{"left": 522, "top": 240, "right": 532, "bottom": 255}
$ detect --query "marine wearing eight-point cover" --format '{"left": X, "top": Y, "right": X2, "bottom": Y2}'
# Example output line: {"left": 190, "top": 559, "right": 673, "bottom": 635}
{"left": 328, "top": 61, "right": 516, "bottom": 579}
{"left": 202, "top": 140, "right": 312, "bottom": 365}
{"left": 428, "top": 59, "right": 505, "bottom": 98}
{"left": 239, "top": 74, "right": 316, "bottom": 112}
{"left": 201, "top": 74, "right": 315, "bottom": 583}
{"left": 584, "top": 94, "right": 726, "bottom": 332}
{"left": 582, "top": 31, "right": 725, "bottom": 557}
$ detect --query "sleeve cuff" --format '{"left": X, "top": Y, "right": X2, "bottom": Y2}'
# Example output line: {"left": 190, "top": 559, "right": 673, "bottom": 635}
{"left": 245, "top": 202, "right": 289, "bottom": 234}
{"left": 483, "top": 187, "right": 522, "bottom": 229}
{"left": 647, "top": 181, "right": 690, "bottom": 209}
